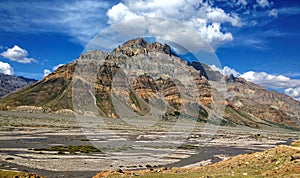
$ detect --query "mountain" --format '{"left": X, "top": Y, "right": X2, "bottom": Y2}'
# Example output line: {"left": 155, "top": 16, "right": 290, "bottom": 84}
{"left": 0, "top": 38, "right": 299, "bottom": 129}
{"left": 0, "top": 73, "right": 37, "bottom": 98}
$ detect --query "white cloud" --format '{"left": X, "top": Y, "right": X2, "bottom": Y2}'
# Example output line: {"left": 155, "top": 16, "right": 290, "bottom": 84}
{"left": 210, "top": 65, "right": 240, "bottom": 77}
{"left": 105, "top": 1, "right": 243, "bottom": 51}
{"left": 276, "top": 7, "right": 300, "bottom": 16}
{"left": 237, "top": 0, "right": 247, "bottom": 6}
{"left": 107, "top": 3, "right": 139, "bottom": 24}
{"left": 210, "top": 64, "right": 223, "bottom": 73}
{"left": 285, "top": 88, "right": 300, "bottom": 101}
{"left": 53, "top": 64, "right": 64, "bottom": 71}
{"left": 269, "top": 9, "right": 278, "bottom": 17}
{"left": 204, "top": 6, "right": 242, "bottom": 27}
{"left": 43, "top": 63, "right": 65, "bottom": 77}
{"left": 242, "top": 71, "right": 300, "bottom": 101}
{"left": 1, "top": 45, "right": 36, "bottom": 64}
{"left": 222, "top": 66, "right": 241, "bottom": 77}
{"left": 256, "top": 0, "right": 270, "bottom": 8}
{"left": 239, "top": 71, "right": 300, "bottom": 100}
{"left": 43, "top": 69, "right": 51, "bottom": 77}
{"left": 239, "top": 71, "right": 300, "bottom": 89}
{"left": 0, "top": 61, "right": 13, "bottom": 75}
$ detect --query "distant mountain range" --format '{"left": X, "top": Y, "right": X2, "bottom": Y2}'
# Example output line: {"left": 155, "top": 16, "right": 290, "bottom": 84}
{"left": 0, "top": 73, "right": 37, "bottom": 98}
{"left": 0, "top": 38, "right": 299, "bottom": 130}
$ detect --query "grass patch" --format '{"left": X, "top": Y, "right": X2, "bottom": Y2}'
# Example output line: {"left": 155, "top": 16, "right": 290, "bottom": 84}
{"left": 151, "top": 145, "right": 174, "bottom": 149}
{"left": 33, "top": 145, "right": 102, "bottom": 154}
{"left": 0, "top": 170, "right": 19, "bottom": 178}
{"left": 80, "top": 138, "right": 90, "bottom": 141}
{"left": 178, "top": 144, "right": 199, "bottom": 150}
{"left": 265, "top": 120, "right": 300, "bottom": 131}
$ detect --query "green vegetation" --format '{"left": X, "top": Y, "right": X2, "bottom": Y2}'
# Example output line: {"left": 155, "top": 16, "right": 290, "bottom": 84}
{"left": 265, "top": 120, "right": 300, "bottom": 131}
{"left": 0, "top": 170, "right": 44, "bottom": 178}
{"left": 178, "top": 144, "right": 199, "bottom": 150}
{"left": 80, "top": 138, "right": 90, "bottom": 141}
{"left": 198, "top": 106, "right": 208, "bottom": 119}
{"left": 224, "top": 106, "right": 257, "bottom": 127}
{"left": 0, "top": 77, "right": 73, "bottom": 111}
{"left": 0, "top": 170, "right": 19, "bottom": 178}
{"left": 33, "top": 145, "right": 102, "bottom": 154}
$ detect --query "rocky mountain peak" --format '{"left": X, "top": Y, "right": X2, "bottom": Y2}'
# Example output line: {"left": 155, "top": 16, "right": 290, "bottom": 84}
{"left": 113, "top": 37, "right": 172, "bottom": 57}
{"left": 226, "top": 74, "right": 236, "bottom": 82}
{"left": 122, "top": 37, "right": 148, "bottom": 48}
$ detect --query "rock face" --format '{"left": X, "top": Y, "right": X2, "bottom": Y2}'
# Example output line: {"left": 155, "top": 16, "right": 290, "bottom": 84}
{"left": 0, "top": 73, "right": 37, "bottom": 98}
{"left": 0, "top": 38, "right": 299, "bottom": 129}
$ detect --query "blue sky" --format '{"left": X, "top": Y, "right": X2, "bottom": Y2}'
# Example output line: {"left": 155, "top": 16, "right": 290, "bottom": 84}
{"left": 0, "top": 0, "right": 300, "bottom": 100}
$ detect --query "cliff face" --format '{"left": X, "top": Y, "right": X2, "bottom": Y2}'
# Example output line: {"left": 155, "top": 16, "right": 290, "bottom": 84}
{"left": 0, "top": 38, "right": 299, "bottom": 129}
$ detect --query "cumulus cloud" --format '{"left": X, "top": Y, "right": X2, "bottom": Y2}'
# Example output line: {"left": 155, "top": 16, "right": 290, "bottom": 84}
{"left": 240, "top": 71, "right": 300, "bottom": 89}
{"left": 210, "top": 65, "right": 300, "bottom": 100}
{"left": 256, "top": 0, "right": 270, "bottom": 8}
{"left": 0, "top": 61, "right": 13, "bottom": 75}
{"left": 285, "top": 88, "right": 300, "bottom": 101}
{"left": 222, "top": 66, "right": 241, "bottom": 77}
{"left": 210, "top": 65, "right": 240, "bottom": 77}
{"left": 105, "top": 0, "right": 243, "bottom": 51}
{"left": 43, "top": 69, "right": 51, "bottom": 77}
{"left": 107, "top": 3, "right": 139, "bottom": 24}
{"left": 242, "top": 71, "right": 300, "bottom": 100}
{"left": 1, "top": 45, "right": 36, "bottom": 64}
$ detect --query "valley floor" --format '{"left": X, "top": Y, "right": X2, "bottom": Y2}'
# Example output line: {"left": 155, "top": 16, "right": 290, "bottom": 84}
{"left": 0, "top": 111, "right": 299, "bottom": 178}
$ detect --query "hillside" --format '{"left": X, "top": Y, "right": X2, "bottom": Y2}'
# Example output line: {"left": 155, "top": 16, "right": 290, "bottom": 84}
{"left": 0, "top": 38, "right": 299, "bottom": 129}
{"left": 0, "top": 73, "right": 37, "bottom": 98}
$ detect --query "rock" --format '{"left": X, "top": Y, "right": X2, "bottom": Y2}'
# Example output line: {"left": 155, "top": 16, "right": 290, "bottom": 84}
{"left": 116, "top": 168, "right": 124, "bottom": 174}
{"left": 291, "top": 154, "right": 300, "bottom": 161}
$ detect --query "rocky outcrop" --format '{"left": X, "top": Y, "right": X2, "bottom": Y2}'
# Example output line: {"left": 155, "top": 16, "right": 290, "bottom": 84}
{"left": 112, "top": 37, "right": 172, "bottom": 57}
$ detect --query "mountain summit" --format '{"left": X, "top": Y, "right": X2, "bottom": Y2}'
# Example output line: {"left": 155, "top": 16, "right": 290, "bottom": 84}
{"left": 114, "top": 38, "right": 172, "bottom": 56}
{"left": 0, "top": 38, "right": 299, "bottom": 129}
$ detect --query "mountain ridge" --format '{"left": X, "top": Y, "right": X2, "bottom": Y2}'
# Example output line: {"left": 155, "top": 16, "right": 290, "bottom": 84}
{"left": 0, "top": 38, "right": 299, "bottom": 129}
{"left": 0, "top": 73, "right": 37, "bottom": 98}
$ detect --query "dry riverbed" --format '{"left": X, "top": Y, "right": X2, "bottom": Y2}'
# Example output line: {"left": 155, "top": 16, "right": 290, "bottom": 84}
{"left": 0, "top": 111, "right": 299, "bottom": 178}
